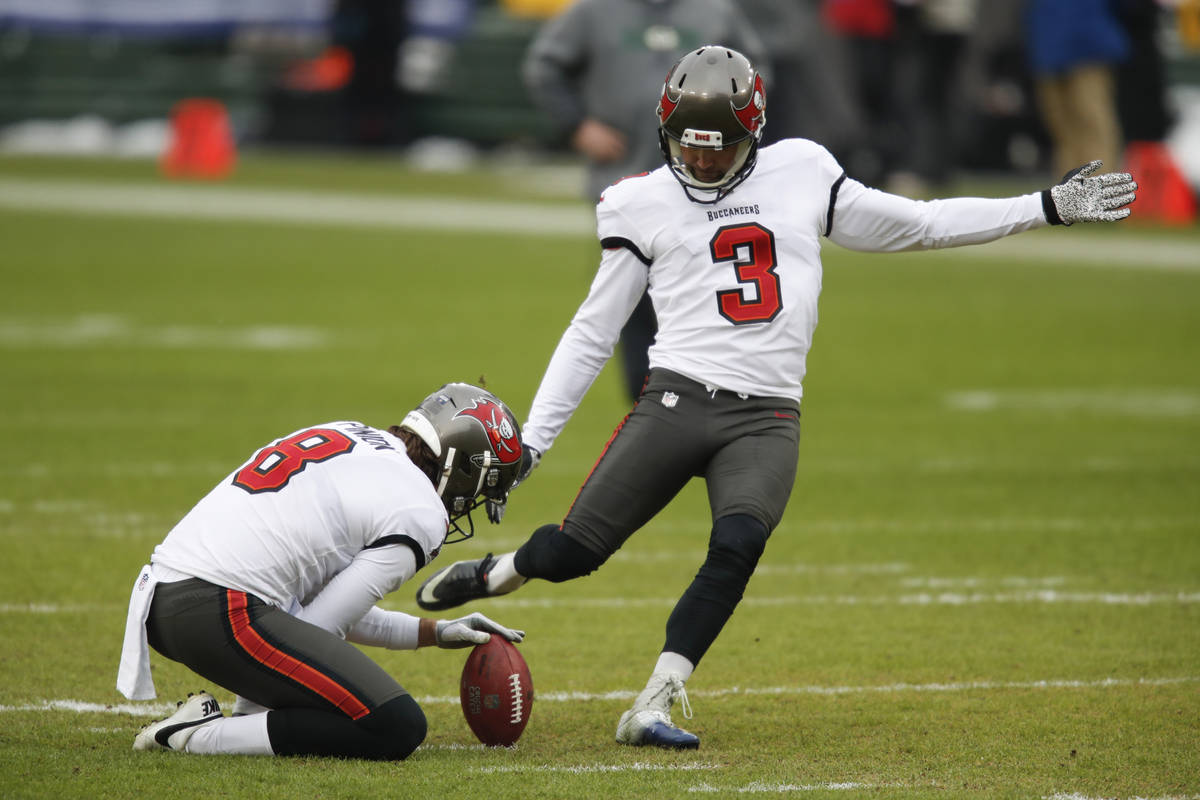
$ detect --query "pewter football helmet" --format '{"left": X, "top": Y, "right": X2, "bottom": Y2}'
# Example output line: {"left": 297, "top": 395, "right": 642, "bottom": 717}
{"left": 657, "top": 46, "right": 766, "bottom": 203}
{"left": 400, "top": 383, "right": 523, "bottom": 542}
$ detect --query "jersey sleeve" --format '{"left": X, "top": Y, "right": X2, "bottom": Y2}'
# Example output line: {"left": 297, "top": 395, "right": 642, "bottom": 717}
{"left": 338, "top": 457, "right": 449, "bottom": 569}
{"left": 346, "top": 605, "right": 423, "bottom": 650}
{"left": 521, "top": 239, "right": 649, "bottom": 453}
{"left": 364, "top": 500, "right": 448, "bottom": 570}
{"left": 596, "top": 177, "right": 657, "bottom": 255}
{"left": 292, "top": 543, "right": 420, "bottom": 639}
{"left": 827, "top": 179, "right": 1049, "bottom": 252}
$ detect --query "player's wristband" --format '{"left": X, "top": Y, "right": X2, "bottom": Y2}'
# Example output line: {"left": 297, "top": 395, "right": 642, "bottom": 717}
{"left": 1041, "top": 189, "right": 1065, "bottom": 226}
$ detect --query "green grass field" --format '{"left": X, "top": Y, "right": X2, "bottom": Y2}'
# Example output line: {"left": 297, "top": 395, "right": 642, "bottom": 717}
{"left": 1, "top": 153, "right": 1197, "bottom": 800}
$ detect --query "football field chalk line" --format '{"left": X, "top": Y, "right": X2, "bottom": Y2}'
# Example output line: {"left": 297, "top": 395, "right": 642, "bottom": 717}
{"left": 5, "top": 676, "right": 1196, "bottom": 716}
{"left": 689, "top": 787, "right": 1200, "bottom": 798}
{"left": 4, "top": 589, "right": 1198, "bottom": 615}
{"left": 472, "top": 761, "right": 722, "bottom": 774}
{"left": 1047, "top": 794, "right": 1200, "bottom": 800}
{"left": 3, "top": 588, "right": 1198, "bottom": 615}
{"left": 688, "top": 781, "right": 927, "bottom": 793}
{"left": 487, "top": 591, "right": 1200, "bottom": 608}
{"left": 1, "top": 177, "right": 1197, "bottom": 271}
{"left": 0, "top": 312, "right": 328, "bottom": 350}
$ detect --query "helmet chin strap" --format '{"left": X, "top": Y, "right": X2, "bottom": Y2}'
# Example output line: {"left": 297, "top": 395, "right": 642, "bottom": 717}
{"left": 660, "top": 131, "right": 759, "bottom": 205}
{"left": 672, "top": 166, "right": 755, "bottom": 205}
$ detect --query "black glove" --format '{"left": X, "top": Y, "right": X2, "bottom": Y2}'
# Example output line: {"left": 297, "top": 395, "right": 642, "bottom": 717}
{"left": 513, "top": 446, "right": 542, "bottom": 490}
{"left": 485, "top": 446, "right": 543, "bottom": 524}
{"left": 1042, "top": 160, "right": 1137, "bottom": 226}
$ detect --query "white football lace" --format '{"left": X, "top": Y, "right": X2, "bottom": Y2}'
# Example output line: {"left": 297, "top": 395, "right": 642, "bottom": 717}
{"left": 508, "top": 672, "right": 524, "bottom": 724}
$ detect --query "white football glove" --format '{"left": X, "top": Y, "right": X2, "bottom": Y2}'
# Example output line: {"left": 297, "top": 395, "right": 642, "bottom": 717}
{"left": 1045, "top": 160, "right": 1137, "bottom": 226}
{"left": 484, "top": 446, "right": 543, "bottom": 524}
{"left": 434, "top": 612, "right": 525, "bottom": 649}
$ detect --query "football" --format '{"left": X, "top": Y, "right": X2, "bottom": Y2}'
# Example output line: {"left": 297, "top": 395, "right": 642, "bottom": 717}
{"left": 459, "top": 635, "right": 534, "bottom": 747}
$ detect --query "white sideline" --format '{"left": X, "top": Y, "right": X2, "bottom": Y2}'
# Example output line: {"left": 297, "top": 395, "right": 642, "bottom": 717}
{"left": 689, "top": 781, "right": 915, "bottom": 793}
{"left": 0, "top": 177, "right": 593, "bottom": 238}
{"left": 1047, "top": 794, "right": 1200, "bottom": 800}
{"left": 1, "top": 177, "right": 1197, "bottom": 270}
{"left": 3, "top": 588, "right": 1198, "bottom": 615}
{"left": 486, "top": 591, "right": 1200, "bottom": 609}
{"left": 474, "top": 762, "right": 722, "bottom": 775}
{"left": 4, "top": 676, "right": 1195, "bottom": 716}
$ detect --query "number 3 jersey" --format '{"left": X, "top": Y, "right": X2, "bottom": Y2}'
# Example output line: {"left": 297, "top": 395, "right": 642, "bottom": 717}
{"left": 151, "top": 421, "right": 449, "bottom": 614}
{"left": 521, "top": 138, "right": 1048, "bottom": 453}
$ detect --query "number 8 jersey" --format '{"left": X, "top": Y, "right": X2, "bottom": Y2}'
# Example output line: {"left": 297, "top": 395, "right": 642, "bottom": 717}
{"left": 520, "top": 138, "right": 1048, "bottom": 454}
{"left": 151, "top": 421, "right": 449, "bottom": 615}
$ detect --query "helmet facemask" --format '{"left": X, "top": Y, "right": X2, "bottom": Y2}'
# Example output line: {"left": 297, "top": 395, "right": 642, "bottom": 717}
{"left": 661, "top": 133, "right": 758, "bottom": 198}
{"left": 437, "top": 448, "right": 513, "bottom": 544}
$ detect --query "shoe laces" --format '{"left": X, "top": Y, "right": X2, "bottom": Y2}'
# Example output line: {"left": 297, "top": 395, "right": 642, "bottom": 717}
{"left": 673, "top": 677, "right": 694, "bottom": 721}
{"left": 644, "top": 674, "right": 693, "bottom": 721}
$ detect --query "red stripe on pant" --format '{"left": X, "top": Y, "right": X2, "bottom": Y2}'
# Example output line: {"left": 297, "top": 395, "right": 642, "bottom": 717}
{"left": 563, "top": 412, "right": 630, "bottom": 523}
{"left": 224, "top": 590, "right": 371, "bottom": 720}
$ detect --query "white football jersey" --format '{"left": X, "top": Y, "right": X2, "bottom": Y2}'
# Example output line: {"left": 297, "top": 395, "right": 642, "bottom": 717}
{"left": 521, "top": 138, "right": 1047, "bottom": 452}
{"left": 152, "top": 421, "right": 449, "bottom": 612}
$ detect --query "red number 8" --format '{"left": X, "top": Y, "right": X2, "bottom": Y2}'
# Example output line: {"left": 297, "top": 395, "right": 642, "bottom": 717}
{"left": 232, "top": 428, "right": 355, "bottom": 494}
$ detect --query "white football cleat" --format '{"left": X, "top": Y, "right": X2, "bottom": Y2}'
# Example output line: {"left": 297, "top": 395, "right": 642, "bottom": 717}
{"left": 615, "top": 673, "right": 699, "bottom": 749}
{"left": 134, "top": 692, "right": 222, "bottom": 752}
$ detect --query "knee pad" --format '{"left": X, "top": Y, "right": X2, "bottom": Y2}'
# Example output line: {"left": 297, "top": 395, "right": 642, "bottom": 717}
{"left": 514, "top": 524, "right": 607, "bottom": 583}
{"left": 699, "top": 514, "right": 771, "bottom": 587}
{"left": 358, "top": 694, "right": 427, "bottom": 761}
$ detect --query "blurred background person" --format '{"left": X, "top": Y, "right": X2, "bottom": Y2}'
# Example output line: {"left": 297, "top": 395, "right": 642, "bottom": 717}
{"left": 1025, "top": 0, "right": 1130, "bottom": 176}
{"left": 888, "top": 0, "right": 979, "bottom": 194}
{"left": 818, "top": 0, "right": 902, "bottom": 188}
{"left": 522, "top": 0, "right": 766, "bottom": 403}
{"left": 739, "top": 0, "right": 835, "bottom": 146}
{"left": 1114, "top": 0, "right": 1198, "bottom": 223}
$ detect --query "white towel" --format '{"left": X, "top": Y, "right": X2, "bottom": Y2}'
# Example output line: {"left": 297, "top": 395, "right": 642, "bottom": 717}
{"left": 116, "top": 565, "right": 158, "bottom": 700}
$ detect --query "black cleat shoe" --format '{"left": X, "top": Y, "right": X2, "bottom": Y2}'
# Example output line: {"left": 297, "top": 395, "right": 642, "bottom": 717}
{"left": 416, "top": 553, "right": 497, "bottom": 611}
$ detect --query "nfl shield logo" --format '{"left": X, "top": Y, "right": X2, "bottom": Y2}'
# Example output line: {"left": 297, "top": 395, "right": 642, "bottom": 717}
{"left": 662, "top": 391, "right": 679, "bottom": 408}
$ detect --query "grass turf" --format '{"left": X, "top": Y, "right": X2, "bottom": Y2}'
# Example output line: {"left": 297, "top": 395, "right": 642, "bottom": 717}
{"left": 0, "top": 152, "right": 1197, "bottom": 799}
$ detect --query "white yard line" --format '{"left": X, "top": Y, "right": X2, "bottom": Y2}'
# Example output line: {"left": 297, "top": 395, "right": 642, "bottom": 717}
{"left": 6, "top": 676, "right": 1194, "bottom": 716}
{"left": 472, "top": 761, "right": 722, "bottom": 774}
{"left": 1046, "top": 794, "right": 1200, "bottom": 800}
{"left": 0, "top": 312, "right": 328, "bottom": 350}
{"left": 689, "top": 781, "right": 918, "bottom": 793}
{"left": 523, "top": 676, "right": 1199, "bottom": 706}
{"left": 1, "top": 177, "right": 1196, "bottom": 270}
{"left": 946, "top": 389, "right": 1200, "bottom": 418}
{"left": 484, "top": 591, "right": 1200, "bottom": 609}
{"left": 0, "top": 177, "right": 593, "bottom": 238}
{"left": 3, "top": 587, "right": 1197, "bottom": 615}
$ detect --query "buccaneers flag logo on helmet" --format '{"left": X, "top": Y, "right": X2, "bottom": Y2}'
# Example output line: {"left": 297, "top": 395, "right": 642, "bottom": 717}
{"left": 455, "top": 399, "right": 522, "bottom": 464}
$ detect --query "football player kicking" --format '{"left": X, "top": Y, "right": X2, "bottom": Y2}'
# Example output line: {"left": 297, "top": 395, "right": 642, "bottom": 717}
{"left": 117, "top": 384, "right": 526, "bottom": 759}
{"left": 415, "top": 47, "right": 1138, "bottom": 750}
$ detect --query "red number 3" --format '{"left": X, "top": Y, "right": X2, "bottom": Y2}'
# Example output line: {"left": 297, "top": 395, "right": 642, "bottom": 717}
{"left": 232, "top": 427, "right": 355, "bottom": 493}
{"left": 712, "top": 222, "right": 782, "bottom": 324}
